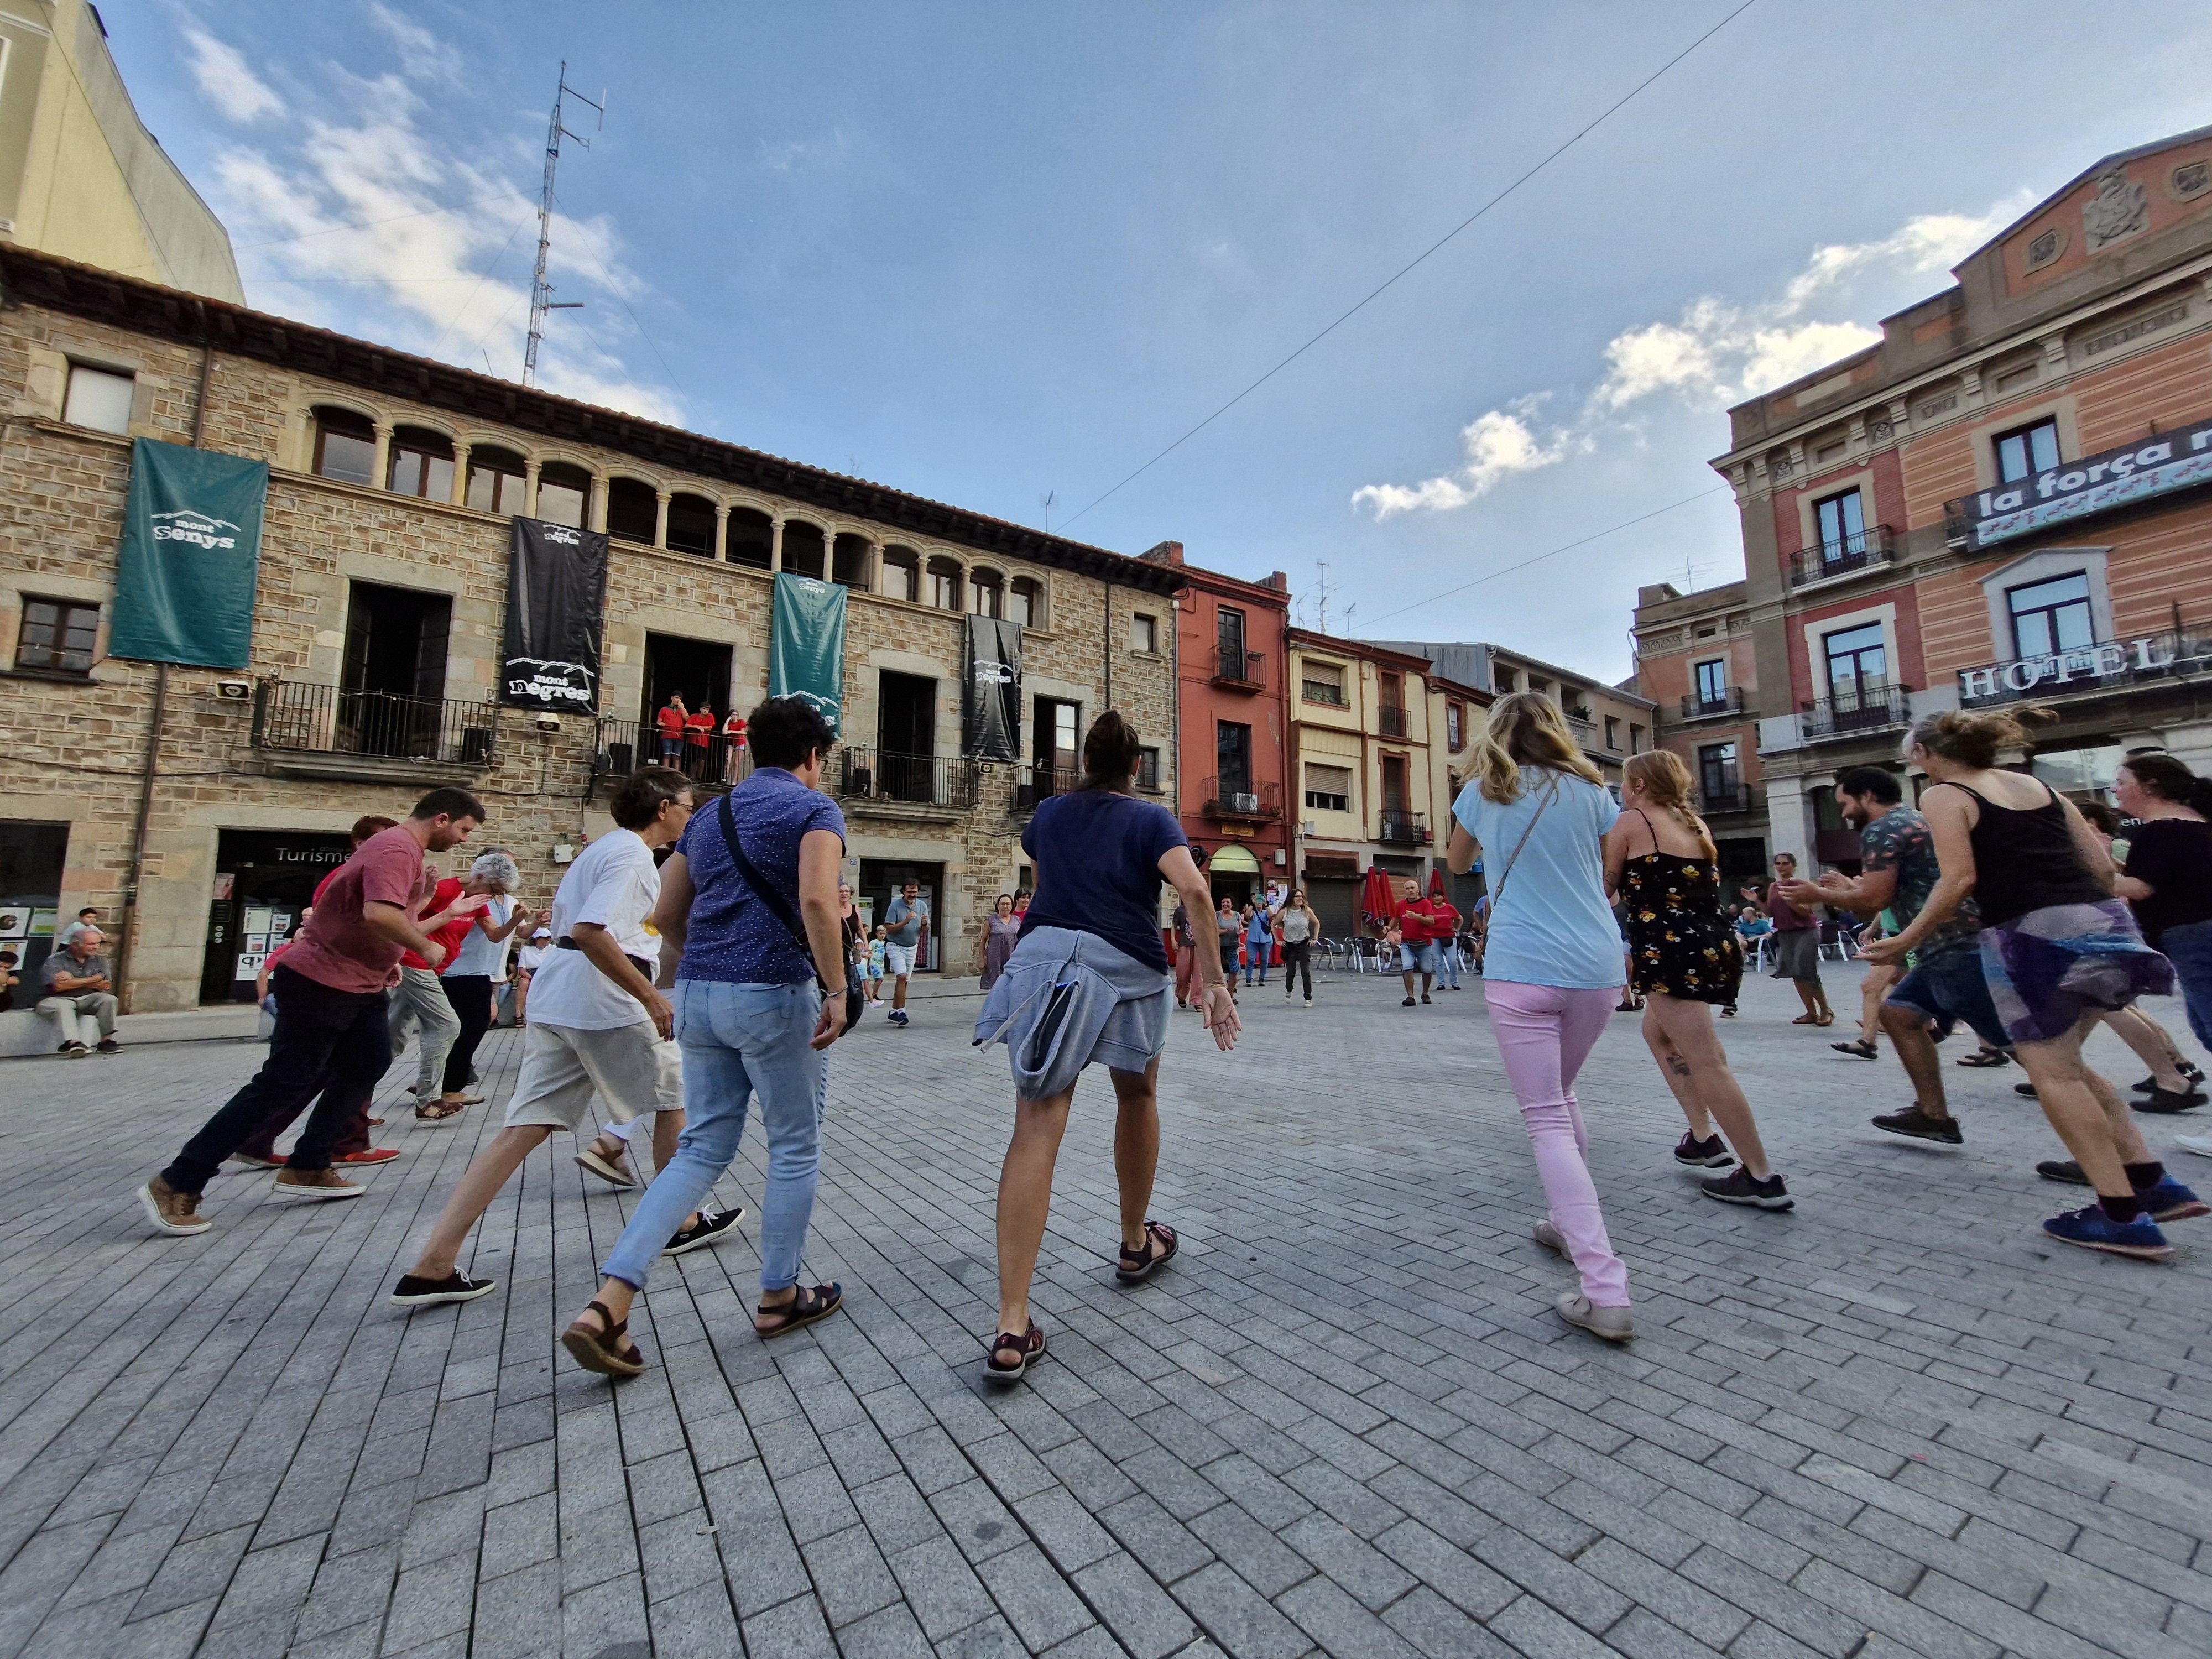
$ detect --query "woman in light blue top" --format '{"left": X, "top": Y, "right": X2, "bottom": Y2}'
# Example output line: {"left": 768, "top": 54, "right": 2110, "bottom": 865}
{"left": 1447, "top": 693, "right": 1634, "bottom": 1343}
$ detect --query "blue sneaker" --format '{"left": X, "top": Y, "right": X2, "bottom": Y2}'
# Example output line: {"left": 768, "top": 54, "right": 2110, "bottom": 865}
{"left": 2138, "top": 1178, "right": 2209, "bottom": 1223}
{"left": 2041, "top": 1205, "right": 2173, "bottom": 1260}
{"left": 889, "top": 1008, "right": 909, "bottom": 1027}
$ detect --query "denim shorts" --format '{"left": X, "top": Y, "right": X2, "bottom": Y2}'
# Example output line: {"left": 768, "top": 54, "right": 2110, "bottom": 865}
{"left": 1885, "top": 947, "right": 2008, "bottom": 1051}
{"left": 1399, "top": 940, "right": 1440, "bottom": 975}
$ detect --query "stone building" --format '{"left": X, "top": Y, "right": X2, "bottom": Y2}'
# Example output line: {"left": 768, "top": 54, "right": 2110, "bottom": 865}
{"left": 0, "top": 246, "right": 1181, "bottom": 1010}
{"left": 1373, "top": 639, "right": 1653, "bottom": 791}
{"left": 1631, "top": 577, "right": 1771, "bottom": 882}
{"left": 1712, "top": 126, "right": 2212, "bottom": 870}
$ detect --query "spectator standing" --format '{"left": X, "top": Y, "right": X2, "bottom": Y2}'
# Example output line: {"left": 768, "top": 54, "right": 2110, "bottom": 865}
{"left": 1864, "top": 709, "right": 2201, "bottom": 1259}
{"left": 1395, "top": 878, "right": 1448, "bottom": 1006}
{"left": 1432, "top": 891, "right": 1463, "bottom": 990}
{"left": 1761, "top": 854, "right": 1833, "bottom": 1026}
{"left": 514, "top": 926, "right": 553, "bottom": 1025}
{"left": 1171, "top": 899, "right": 1198, "bottom": 1009}
{"left": 976, "top": 893, "right": 1022, "bottom": 989}
{"left": 2114, "top": 754, "right": 2212, "bottom": 1058}
{"left": 720, "top": 708, "right": 748, "bottom": 782}
{"left": 432, "top": 851, "right": 532, "bottom": 1116}
{"left": 39, "top": 927, "right": 118, "bottom": 1055}
{"left": 1243, "top": 897, "right": 1273, "bottom": 987}
{"left": 836, "top": 881, "right": 866, "bottom": 995}
{"left": 1276, "top": 886, "right": 1319, "bottom": 1005}
{"left": 138, "top": 789, "right": 485, "bottom": 1234}
{"left": 882, "top": 881, "right": 929, "bottom": 1027}
{"left": 559, "top": 699, "right": 852, "bottom": 1375}
{"left": 684, "top": 701, "right": 716, "bottom": 778}
{"left": 56, "top": 906, "right": 100, "bottom": 949}
{"left": 1214, "top": 896, "right": 1240, "bottom": 1001}
{"left": 977, "top": 711, "right": 1238, "bottom": 1382}
{"left": 1447, "top": 693, "right": 1634, "bottom": 1342}
{"left": 864, "top": 926, "right": 888, "bottom": 1004}
{"left": 655, "top": 692, "right": 687, "bottom": 765}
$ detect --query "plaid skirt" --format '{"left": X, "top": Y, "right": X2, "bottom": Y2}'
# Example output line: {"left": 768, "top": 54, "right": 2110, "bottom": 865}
{"left": 1980, "top": 899, "right": 2174, "bottom": 1045}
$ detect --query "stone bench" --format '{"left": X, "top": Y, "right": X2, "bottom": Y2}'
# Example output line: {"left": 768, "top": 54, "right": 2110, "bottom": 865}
{"left": 0, "top": 1006, "right": 70, "bottom": 1057}
{"left": 1, "top": 1003, "right": 262, "bottom": 1058}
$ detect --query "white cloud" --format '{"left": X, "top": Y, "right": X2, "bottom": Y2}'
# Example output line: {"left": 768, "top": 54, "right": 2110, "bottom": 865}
{"left": 183, "top": 29, "right": 284, "bottom": 123}
{"left": 1353, "top": 203, "right": 2023, "bottom": 518}
{"left": 207, "top": 29, "right": 682, "bottom": 424}
{"left": 367, "top": 2, "right": 462, "bottom": 84}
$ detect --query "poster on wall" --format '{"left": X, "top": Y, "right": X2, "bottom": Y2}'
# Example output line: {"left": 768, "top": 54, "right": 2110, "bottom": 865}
{"left": 962, "top": 614, "right": 1023, "bottom": 761}
{"left": 769, "top": 572, "right": 847, "bottom": 733}
{"left": 500, "top": 518, "right": 609, "bottom": 711}
{"left": 108, "top": 439, "right": 269, "bottom": 669}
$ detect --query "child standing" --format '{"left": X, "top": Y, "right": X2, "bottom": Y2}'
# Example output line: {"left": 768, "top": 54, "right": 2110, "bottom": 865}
{"left": 865, "top": 925, "right": 889, "bottom": 1005}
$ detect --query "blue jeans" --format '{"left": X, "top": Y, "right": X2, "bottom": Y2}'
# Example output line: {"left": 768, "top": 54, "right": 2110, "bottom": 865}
{"left": 600, "top": 979, "right": 825, "bottom": 1295}
{"left": 1436, "top": 942, "right": 1461, "bottom": 989}
{"left": 1245, "top": 941, "right": 1268, "bottom": 985}
{"left": 2159, "top": 919, "right": 2212, "bottom": 1053}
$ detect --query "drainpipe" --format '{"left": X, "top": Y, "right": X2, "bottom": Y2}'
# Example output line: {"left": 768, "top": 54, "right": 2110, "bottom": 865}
{"left": 116, "top": 306, "right": 213, "bottom": 1009}
{"left": 1103, "top": 572, "right": 1113, "bottom": 711}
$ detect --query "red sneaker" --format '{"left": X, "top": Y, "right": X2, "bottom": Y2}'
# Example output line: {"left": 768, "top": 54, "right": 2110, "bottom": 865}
{"left": 229, "top": 1151, "right": 286, "bottom": 1169}
{"left": 332, "top": 1149, "right": 402, "bottom": 1166}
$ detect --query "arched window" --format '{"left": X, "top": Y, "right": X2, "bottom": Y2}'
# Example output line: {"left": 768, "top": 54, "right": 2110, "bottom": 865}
{"left": 311, "top": 406, "right": 375, "bottom": 485}
{"left": 466, "top": 444, "right": 526, "bottom": 514}
{"left": 606, "top": 477, "right": 658, "bottom": 544}
{"left": 926, "top": 555, "right": 963, "bottom": 612}
{"left": 832, "top": 533, "right": 871, "bottom": 588}
{"left": 386, "top": 426, "right": 454, "bottom": 499}
{"left": 1010, "top": 576, "right": 1044, "bottom": 629}
{"left": 968, "top": 567, "right": 1003, "bottom": 619}
{"left": 881, "top": 545, "right": 920, "bottom": 602}
{"left": 537, "top": 462, "right": 591, "bottom": 529}
{"left": 667, "top": 493, "right": 717, "bottom": 556}
{"left": 781, "top": 520, "right": 825, "bottom": 578}
{"left": 726, "top": 507, "right": 773, "bottom": 568}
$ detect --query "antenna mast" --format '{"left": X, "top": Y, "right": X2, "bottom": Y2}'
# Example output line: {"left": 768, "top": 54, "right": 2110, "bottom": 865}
{"left": 524, "top": 62, "right": 603, "bottom": 388}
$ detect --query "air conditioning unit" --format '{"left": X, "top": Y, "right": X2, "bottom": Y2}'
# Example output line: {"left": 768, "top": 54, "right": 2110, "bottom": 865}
{"left": 1225, "top": 791, "right": 1259, "bottom": 815}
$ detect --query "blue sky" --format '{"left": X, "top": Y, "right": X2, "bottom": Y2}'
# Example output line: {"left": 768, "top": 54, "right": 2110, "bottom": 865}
{"left": 110, "top": 1, "right": 2212, "bottom": 681}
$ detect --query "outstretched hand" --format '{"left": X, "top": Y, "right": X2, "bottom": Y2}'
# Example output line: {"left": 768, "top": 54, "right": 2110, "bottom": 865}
{"left": 1201, "top": 984, "right": 1240, "bottom": 1052}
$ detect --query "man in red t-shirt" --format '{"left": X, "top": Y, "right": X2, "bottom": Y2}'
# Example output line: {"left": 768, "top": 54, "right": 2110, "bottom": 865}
{"left": 140, "top": 790, "right": 484, "bottom": 1235}
{"left": 655, "top": 693, "right": 687, "bottom": 765}
{"left": 387, "top": 870, "right": 492, "bottom": 1115}
{"left": 684, "top": 702, "right": 716, "bottom": 779}
{"left": 1395, "top": 877, "right": 1451, "bottom": 1006}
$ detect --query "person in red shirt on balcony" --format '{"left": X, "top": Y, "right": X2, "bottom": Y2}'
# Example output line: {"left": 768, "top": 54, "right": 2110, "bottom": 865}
{"left": 720, "top": 709, "right": 747, "bottom": 782}
{"left": 684, "top": 701, "right": 716, "bottom": 778}
{"left": 1396, "top": 877, "right": 1451, "bottom": 1007}
{"left": 655, "top": 692, "right": 687, "bottom": 765}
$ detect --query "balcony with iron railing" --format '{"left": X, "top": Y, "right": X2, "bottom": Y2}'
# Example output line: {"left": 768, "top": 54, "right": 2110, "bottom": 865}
{"left": 1699, "top": 781, "right": 1751, "bottom": 813}
{"left": 1679, "top": 687, "right": 1745, "bottom": 719}
{"left": 1378, "top": 807, "right": 1430, "bottom": 845}
{"left": 1799, "top": 682, "right": 1912, "bottom": 740}
{"left": 1376, "top": 702, "right": 1407, "bottom": 738}
{"left": 1787, "top": 525, "right": 1895, "bottom": 587}
{"left": 1212, "top": 644, "right": 1265, "bottom": 690}
{"left": 253, "top": 681, "right": 497, "bottom": 780}
{"left": 1957, "top": 629, "right": 2212, "bottom": 709}
{"left": 836, "top": 748, "right": 982, "bottom": 813}
{"left": 1011, "top": 764, "right": 1079, "bottom": 814}
{"left": 591, "top": 719, "right": 754, "bottom": 790}
{"left": 1201, "top": 777, "right": 1282, "bottom": 820}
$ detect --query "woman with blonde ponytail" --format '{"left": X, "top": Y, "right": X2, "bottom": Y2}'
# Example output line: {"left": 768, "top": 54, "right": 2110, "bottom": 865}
{"left": 1605, "top": 753, "right": 1788, "bottom": 1209}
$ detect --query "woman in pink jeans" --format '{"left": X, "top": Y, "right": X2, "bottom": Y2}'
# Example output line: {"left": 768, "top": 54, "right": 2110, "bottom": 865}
{"left": 1447, "top": 693, "right": 1634, "bottom": 1342}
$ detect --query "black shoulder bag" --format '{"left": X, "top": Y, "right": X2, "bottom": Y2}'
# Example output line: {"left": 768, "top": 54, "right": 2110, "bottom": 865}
{"left": 716, "top": 793, "right": 863, "bottom": 1027}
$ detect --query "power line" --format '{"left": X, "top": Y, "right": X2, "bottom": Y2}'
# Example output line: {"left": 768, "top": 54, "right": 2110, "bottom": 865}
{"left": 1357, "top": 486, "right": 1729, "bottom": 630}
{"left": 229, "top": 191, "right": 529, "bottom": 251}
{"left": 1057, "top": 0, "right": 1761, "bottom": 533}
{"left": 551, "top": 190, "right": 692, "bottom": 408}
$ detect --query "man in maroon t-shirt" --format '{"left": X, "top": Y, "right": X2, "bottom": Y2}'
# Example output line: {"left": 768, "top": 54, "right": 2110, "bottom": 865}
{"left": 1753, "top": 852, "right": 1833, "bottom": 1026}
{"left": 138, "top": 789, "right": 484, "bottom": 1235}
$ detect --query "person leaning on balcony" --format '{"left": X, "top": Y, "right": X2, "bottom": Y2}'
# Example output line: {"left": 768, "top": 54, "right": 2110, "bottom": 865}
{"left": 39, "top": 927, "right": 118, "bottom": 1055}
{"left": 656, "top": 692, "right": 687, "bottom": 765}
{"left": 685, "top": 701, "right": 716, "bottom": 778}
{"left": 721, "top": 709, "right": 747, "bottom": 781}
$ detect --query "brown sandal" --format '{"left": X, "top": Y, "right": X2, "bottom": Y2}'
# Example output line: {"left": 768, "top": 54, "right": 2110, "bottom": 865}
{"left": 754, "top": 1283, "right": 843, "bottom": 1339}
{"left": 983, "top": 1319, "right": 1046, "bottom": 1381}
{"left": 1116, "top": 1221, "right": 1178, "bottom": 1284}
{"left": 561, "top": 1300, "right": 645, "bottom": 1377}
{"left": 414, "top": 1100, "right": 465, "bottom": 1121}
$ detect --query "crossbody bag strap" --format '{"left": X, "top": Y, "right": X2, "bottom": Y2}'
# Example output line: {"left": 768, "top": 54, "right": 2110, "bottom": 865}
{"left": 716, "top": 793, "right": 825, "bottom": 984}
{"left": 1487, "top": 777, "right": 1558, "bottom": 916}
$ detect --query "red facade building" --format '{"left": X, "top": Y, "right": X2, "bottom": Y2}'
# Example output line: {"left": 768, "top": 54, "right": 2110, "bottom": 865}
{"left": 1139, "top": 542, "right": 1292, "bottom": 905}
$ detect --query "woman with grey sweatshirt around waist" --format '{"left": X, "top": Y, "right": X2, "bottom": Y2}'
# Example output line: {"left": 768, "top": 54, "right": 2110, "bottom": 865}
{"left": 976, "top": 711, "right": 1239, "bottom": 1381}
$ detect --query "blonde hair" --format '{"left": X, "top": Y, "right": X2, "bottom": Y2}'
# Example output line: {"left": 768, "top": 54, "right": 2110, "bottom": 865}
{"left": 1623, "top": 750, "right": 1715, "bottom": 858}
{"left": 1907, "top": 705, "right": 2054, "bottom": 770}
{"left": 1470, "top": 692, "right": 1605, "bottom": 802}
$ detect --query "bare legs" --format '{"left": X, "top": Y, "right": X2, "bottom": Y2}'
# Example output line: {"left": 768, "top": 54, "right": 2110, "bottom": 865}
{"left": 1854, "top": 964, "right": 1897, "bottom": 1053}
{"left": 1643, "top": 995, "right": 1774, "bottom": 1180}
{"left": 2014, "top": 1011, "right": 2145, "bottom": 1198}
{"left": 1792, "top": 976, "right": 1833, "bottom": 1022}
{"left": 2099, "top": 1005, "right": 2193, "bottom": 1093}
{"left": 1882, "top": 1003, "right": 1952, "bottom": 1120}
{"left": 408, "top": 1124, "right": 555, "bottom": 1280}
{"left": 994, "top": 1060, "right": 1161, "bottom": 1340}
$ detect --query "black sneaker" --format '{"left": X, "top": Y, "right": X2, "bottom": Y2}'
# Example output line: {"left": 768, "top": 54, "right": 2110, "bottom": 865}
{"left": 2134, "top": 1084, "right": 2206, "bottom": 1115}
{"left": 2037, "top": 1159, "right": 2091, "bottom": 1186}
{"left": 1673, "top": 1132, "right": 1734, "bottom": 1168}
{"left": 1871, "top": 1107, "right": 1963, "bottom": 1145}
{"left": 1420, "top": 994, "right": 1432, "bottom": 1005}
{"left": 388, "top": 1271, "right": 499, "bottom": 1307}
{"left": 1701, "top": 1168, "right": 1793, "bottom": 1210}
{"left": 2015, "top": 1082, "right": 2040, "bottom": 1098}
{"left": 1401, "top": 997, "right": 1417, "bottom": 1008}
{"left": 2136, "top": 1065, "right": 2208, "bottom": 1092}
{"left": 664, "top": 1206, "right": 746, "bottom": 1256}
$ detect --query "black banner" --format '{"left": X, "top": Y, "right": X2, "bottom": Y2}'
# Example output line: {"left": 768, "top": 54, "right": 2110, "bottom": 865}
{"left": 963, "top": 614, "right": 1023, "bottom": 761}
{"left": 500, "top": 518, "right": 608, "bottom": 711}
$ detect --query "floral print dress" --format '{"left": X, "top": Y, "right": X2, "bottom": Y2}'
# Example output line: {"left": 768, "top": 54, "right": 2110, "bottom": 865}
{"left": 1621, "top": 823, "right": 1743, "bottom": 1005}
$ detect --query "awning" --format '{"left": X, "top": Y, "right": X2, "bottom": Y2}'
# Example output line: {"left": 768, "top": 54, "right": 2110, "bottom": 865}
{"left": 1206, "top": 843, "right": 1262, "bottom": 874}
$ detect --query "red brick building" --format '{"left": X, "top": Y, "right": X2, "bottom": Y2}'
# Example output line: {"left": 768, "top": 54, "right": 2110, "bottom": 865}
{"left": 1139, "top": 542, "right": 1291, "bottom": 905}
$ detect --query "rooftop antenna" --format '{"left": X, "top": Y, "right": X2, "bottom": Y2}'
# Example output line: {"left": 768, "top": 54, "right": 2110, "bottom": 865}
{"left": 523, "top": 61, "right": 603, "bottom": 388}
{"left": 1678, "top": 554, "right": 1713, "bottom": 592}
{"left": 1311, "top": 559, "right": 1333, "bottom": 637}
{"left": 1041, "top": 490, "right": 1056, "bottom": 534}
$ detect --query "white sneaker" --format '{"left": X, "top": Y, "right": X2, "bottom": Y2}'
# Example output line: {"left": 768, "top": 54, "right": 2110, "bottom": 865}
{"left": 2174, "top": 1133, "right": 2212, "bottom": 1159}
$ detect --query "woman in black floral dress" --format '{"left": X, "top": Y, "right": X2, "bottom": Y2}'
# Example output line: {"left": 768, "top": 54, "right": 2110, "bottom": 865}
{"left": 1604, "top": 753, "right": 1790, "bottom": 1210}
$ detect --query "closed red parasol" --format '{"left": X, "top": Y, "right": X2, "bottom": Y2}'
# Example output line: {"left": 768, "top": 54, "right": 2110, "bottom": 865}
{"left": 1360, "top": 865, "right": 1401, "bottom": 930}
{"left": 1428, "top": 867, "right": 1447, "bottom": 900}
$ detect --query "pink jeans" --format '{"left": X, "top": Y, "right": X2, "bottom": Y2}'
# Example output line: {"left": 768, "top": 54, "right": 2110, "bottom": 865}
{"left": 1484, "top": 980, "right": 1630, "bottom": 1308}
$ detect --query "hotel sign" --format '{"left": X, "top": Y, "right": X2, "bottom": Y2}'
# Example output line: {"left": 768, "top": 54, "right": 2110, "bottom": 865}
{"left": 1947, "top": 415, "right": 2212, "bottom": 549}
{"left": 1959, "top": 634, "right": 2212, "bottom": 704}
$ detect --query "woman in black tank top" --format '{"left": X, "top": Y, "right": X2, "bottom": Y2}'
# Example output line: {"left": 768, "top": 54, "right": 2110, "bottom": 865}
{"left": 1866, "top": 709, "right": 2194, "bottom": 1262}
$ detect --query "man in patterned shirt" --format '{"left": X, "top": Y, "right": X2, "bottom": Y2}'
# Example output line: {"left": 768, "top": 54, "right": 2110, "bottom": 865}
{"left": 1777, "top": 765, "right": 2005, "bottom": 1146}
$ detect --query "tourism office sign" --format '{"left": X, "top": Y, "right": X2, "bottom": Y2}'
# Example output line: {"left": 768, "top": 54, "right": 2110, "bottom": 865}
{"left": 1946, "top": 414, "right": 2212, "bottom": 549}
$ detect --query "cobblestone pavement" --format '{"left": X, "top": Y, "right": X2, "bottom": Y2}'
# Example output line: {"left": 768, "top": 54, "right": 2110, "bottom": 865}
{"left": 4, "top": 958, "right": 2210, "bottom": 1659}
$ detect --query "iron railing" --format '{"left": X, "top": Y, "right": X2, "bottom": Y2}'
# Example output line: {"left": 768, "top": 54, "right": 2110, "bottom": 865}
{"left": 1787, "top": 525, "right": 1895, "bottom": 586}
{"left": 1957, "top": 630, "right": 2212, "bottom": 708}
{"left": 1801, "top": 683, "right": 1912, "bottom": 739}
{"left": 1377, "top": 702, "right": 1407, "bottom": 738}
{"left": 1680, "top": 688, "right": 1745, "bottom": 718}
{"left": 1011, "top": 764, "right": 1079, "bottom": 813}
{"left": 837, "top": 748, "right": 982, "bottom": 811}
{"left": 593, "top": 718, "right": 753, "bottom": 787}
{"left": 1378, "top": 808, "right": 1430, "bottom": 844}
{"left": 254, "top": 681, "right": 497, "bottom": 766}
{"left": 1699, "top": 783, "right": 1749, "bottom": 813}
{"left": 1201, "top": 777, "right": 1282, "bottom": 819}
{"left": 1213, "top": 644, "right": 1264, "bottom": 686}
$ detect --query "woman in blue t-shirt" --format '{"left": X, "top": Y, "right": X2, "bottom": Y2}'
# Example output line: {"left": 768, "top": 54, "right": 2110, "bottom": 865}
{"left": 1447, "top": 693, "right": 1634, "bottom": 1344}
{"left": 975, "top": 711, "right": 1239, "bottom": 1382}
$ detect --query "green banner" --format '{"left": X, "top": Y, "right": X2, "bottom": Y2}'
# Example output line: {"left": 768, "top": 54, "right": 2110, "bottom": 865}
{"left": 109, "top": 438, "right": 268, "bottom": 669}
{"left": 769, "top": 571, "right": 846, "bottom": 733}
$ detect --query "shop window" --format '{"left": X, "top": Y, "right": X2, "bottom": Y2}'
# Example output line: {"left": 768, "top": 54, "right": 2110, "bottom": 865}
{"left": 1995, "top": 417, "right": 2061, "bottom": 484}
{"left": 536, "top": 462, "right": 591, "bottom": 529}
{"left": 16, "top": 597, "right": 100, "bottom": 674}
{"left": 386, "top": 426, "right": 455, "bottom": 500}
{"left": 465, "top": 445, "right": 525, "bottom": 513}
{"left": 880, "top": 544, "right": 920, "bottom": 602}
{"left": 2007, "top": 571, "right": 2094, "bottom": 658}
{"left": 312, "top": 406, "right": 377, "bottom": 486}
{"left": 64, "top": 364, "right": 134, "bottom": 434}
{"left": 606, "top": 477, "right": 659, "bottom": 544}
{"left": 726, "top": 507, "right": 773, "bottom": 569}
{"left": 1010, "top": 577, "right": 1044, "bottom": 628}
